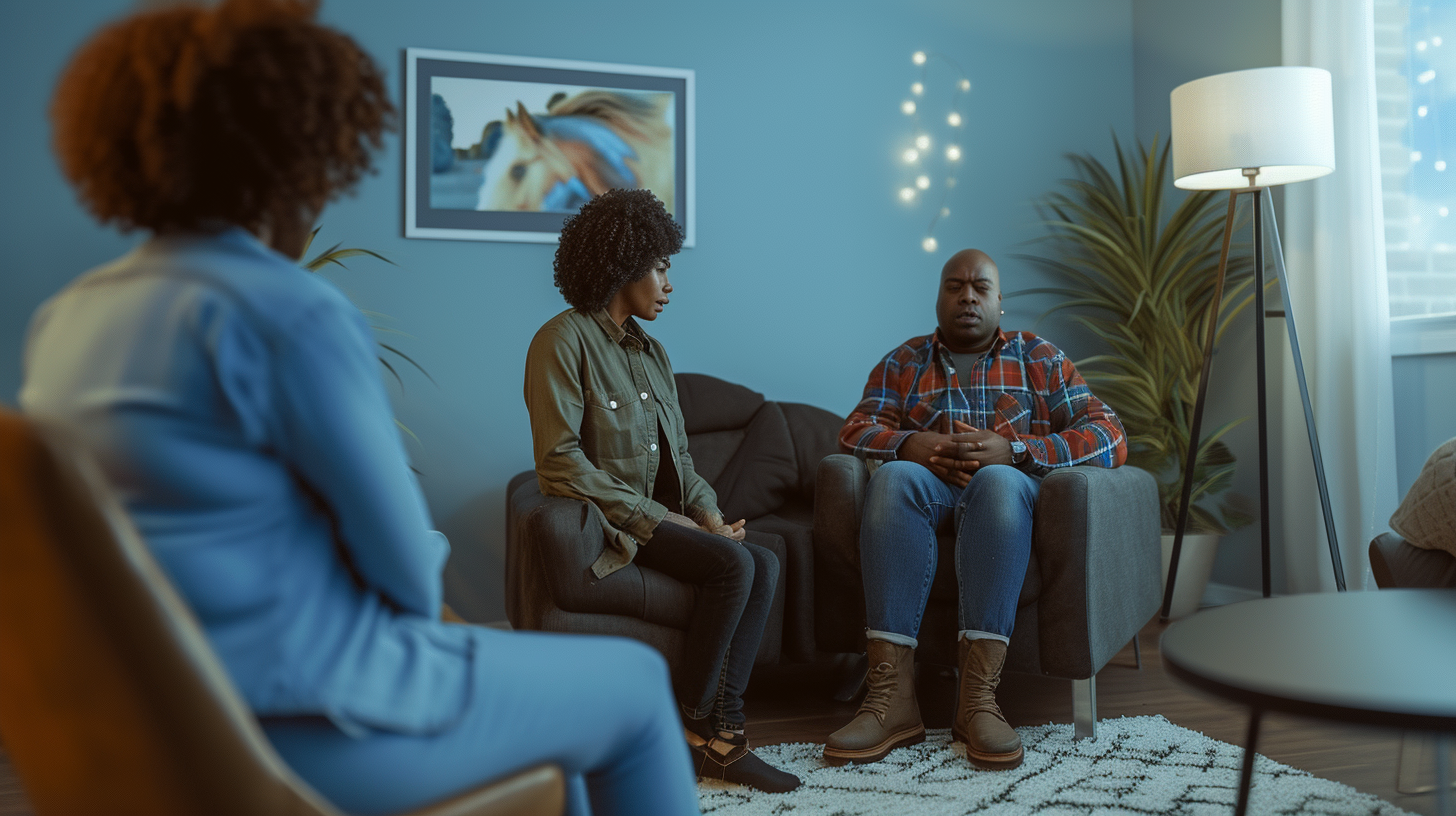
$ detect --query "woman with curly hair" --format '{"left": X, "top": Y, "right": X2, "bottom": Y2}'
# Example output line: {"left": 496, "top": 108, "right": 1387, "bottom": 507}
{"left": 22, "top": 3, "right": 698, "bottom": 814}
{"left": 525, "top": 188, "right": 801, "bottom": 793}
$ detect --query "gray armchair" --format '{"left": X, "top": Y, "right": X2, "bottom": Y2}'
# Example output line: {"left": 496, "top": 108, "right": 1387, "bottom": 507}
{"left": 505, "top": 373, "right": 842, "bottom": 672}
{"left": 812, "top": 455, "right": 1162, "bottom": 739}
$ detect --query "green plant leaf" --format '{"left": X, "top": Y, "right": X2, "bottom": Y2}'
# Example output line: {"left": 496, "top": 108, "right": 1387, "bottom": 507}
{"left": 1013, "top": 136, "right": 1255, "bottom": 531}
{"left": 299, "top": 228, "right": 430, "bottom": 450}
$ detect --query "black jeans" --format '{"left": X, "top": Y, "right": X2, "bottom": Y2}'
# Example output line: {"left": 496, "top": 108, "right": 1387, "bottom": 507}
{"left": 632, "top": 521, "right": 778, "bottom": 728}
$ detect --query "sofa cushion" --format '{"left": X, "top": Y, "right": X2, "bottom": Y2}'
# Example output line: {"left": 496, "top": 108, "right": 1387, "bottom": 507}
{"left": 675, "top": 373, "right": 764, "bottom": 434}
{"left": 714, "top": 403, "right": 799, "bottom": 521}
{"left": 780, "top": 401, "right": 846, "bottom": 496}
{"left": 684, "top": 429, "right": 743, "bottom": 486}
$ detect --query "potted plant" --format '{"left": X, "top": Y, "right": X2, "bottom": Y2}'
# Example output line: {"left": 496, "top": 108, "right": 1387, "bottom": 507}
{"left": 300, "top": 229, "right": 432, "bottom": 446}
{"left": 1015, "top": 136, "right": 1255, "bottom": 616}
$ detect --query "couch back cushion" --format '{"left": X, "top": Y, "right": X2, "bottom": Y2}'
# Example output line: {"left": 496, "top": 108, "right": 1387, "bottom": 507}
{"left": 675, "top": 373, "right": 764, "bottom": 435}
{"left": 711, "top": 402, "right": 799, "bottom": 521}
{"left": 675, "top": 374, "right": 794, "bottom": 520}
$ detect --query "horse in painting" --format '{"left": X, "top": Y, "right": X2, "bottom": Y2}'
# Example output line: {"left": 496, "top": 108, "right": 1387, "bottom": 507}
{"left": 477, "top": 90, "right": 674, "bottom": 214}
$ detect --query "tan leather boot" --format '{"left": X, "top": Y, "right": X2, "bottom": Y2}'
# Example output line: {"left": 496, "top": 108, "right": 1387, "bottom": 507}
{"left": 953, "top": 636, "right": 1023, "bottom": 769}
{"left": 823, "top": 638, "right": 925, "bottom": 765}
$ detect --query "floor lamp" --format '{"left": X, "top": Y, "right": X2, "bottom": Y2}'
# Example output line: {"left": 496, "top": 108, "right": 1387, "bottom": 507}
{"left": 1160, "top": 66, "right": 1346, "bottom": 622}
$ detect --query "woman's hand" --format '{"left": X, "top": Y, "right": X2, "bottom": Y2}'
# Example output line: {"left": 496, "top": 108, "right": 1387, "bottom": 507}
{"left": 665, "top": 511, "right": 747, "bottom": 541}
{"left": 707, "top": 518, "right": 747, "bottom": 541}
{"left": 663, "top": 511, "right": 701, "bottom": 530}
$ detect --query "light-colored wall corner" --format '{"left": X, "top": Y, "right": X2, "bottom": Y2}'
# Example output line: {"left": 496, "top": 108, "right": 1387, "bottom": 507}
{"left": 1393, "top": 352, "right": 1456, "bottom": 497}
{"left": 1129, "top": 0, "right": 1284, "bottom": 598}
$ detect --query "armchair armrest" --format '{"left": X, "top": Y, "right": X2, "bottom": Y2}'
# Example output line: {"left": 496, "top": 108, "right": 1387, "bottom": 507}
{"left": 1032, "top": 465, "right": 1162, "bottom": 678}
{"left": 412, "top": 763, "right": 565, "bottom": 816}
{"left": 505, "top": 473, "right": 697, "bottom": 633}
{"left": 812, "top": 454, "right": 870, "bottom": 651}
{"left": 814, "top": 454, "right": 868, "bottom": 556}
{"left": 504, "top": 473, "right": 613, "bottom": 630}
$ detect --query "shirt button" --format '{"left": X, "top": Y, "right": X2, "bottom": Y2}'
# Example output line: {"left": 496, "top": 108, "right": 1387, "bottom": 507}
{"left": 650, "top": 443, "right": 658, "bottom": 451}
{"left": 640, "top": 392, "right": 649, "bottom": 400}
{"left": 609, "top": 400, "right": 618, "bottom": 409}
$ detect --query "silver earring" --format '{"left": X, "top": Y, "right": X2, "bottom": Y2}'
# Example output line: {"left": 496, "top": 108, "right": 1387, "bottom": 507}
{"left": 1000, "top": 310, "right": 1005, "bottom": 315}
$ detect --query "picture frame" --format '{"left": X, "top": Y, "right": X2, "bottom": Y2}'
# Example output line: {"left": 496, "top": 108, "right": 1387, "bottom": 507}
{"left": 404, "top": 48, "right": 695, "bottom": 245}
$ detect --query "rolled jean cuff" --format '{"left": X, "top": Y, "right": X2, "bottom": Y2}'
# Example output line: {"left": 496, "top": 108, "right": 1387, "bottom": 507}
{"left": 958, "top": 629, "right": 1009, "bottom": 646}
{"left": 866, "top": 629, "right": 918, "bottom": 649}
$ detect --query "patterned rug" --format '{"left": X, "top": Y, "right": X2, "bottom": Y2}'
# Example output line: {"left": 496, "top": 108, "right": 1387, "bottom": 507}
{"left": 698, "top": 715, "right": 1412, "bottom": 815}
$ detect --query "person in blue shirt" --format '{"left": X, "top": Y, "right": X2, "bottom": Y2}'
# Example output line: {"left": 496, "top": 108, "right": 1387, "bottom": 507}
{"left": 21, "top": 2, "right": 700, "bottom": 814}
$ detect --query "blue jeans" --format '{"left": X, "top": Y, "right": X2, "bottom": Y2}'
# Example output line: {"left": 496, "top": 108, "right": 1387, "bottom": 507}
{"left": 632, "top": 522, "right": 778, "bottom": 728}
{"left": 860, "top": 461, "right": 1040, "bottom": 645}
{"left": 264, "top": 628, "right": 700, "bottom": 816}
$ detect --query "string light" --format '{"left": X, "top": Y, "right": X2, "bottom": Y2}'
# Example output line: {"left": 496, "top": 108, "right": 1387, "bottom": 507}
{"left": 1420, "top": 105, "right": 1430, "bottom": 117}
{"left": 1441, "top": 206, "right": 1450, "bottom": 217}
{"left": 1438, "top": 160, "right": 1448, "bottom": 171}
{"left": 1435, "top": 36, "right": 1444, "bottom": 46}
{"left": 895, "top": 50, "right": 972, "bottom": 252}
{"left": 1419, "top": 69, "right": 1436, "bottom": 83}
{"left": 1412, "top": 150, "right": 1424, "bottom": 162}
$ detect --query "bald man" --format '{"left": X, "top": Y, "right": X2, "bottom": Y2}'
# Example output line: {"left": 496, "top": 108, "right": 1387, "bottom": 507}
{"left": 823, "top": 249, "right": 1127, "bottom": 771}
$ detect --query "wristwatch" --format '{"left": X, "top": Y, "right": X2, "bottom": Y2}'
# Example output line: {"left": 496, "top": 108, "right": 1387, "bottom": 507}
{"left": 1009, "top": 439, "right": 1028, "bottom": 465}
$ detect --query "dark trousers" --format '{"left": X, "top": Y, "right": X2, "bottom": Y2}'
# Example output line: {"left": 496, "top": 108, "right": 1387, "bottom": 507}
{"left": 632, "top": 522, "right": 778, "bottom": 728}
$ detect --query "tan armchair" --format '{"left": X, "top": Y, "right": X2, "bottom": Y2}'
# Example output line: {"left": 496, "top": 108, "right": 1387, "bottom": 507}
{"left": 0, "top": 408, "right": 563, "bottom": 816}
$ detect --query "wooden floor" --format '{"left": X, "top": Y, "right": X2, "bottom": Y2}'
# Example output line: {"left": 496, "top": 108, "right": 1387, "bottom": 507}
{"left": 0, "top": 618, "right": 1447, "bottom": 815}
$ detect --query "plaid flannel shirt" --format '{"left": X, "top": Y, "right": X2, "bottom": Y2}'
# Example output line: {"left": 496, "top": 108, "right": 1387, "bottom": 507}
{"left": 839, "top": 329, "right": 1127, "bottom": 473}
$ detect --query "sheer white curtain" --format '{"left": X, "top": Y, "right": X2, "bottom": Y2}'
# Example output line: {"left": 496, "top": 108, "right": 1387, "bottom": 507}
{"left": 1279, "top": 0, "right": 1399, "bottom": 592}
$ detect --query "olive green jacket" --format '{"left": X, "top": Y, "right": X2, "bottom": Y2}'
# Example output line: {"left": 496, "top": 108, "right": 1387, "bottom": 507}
{"left": 524, "top": 308, "right": 721, "bottom": 578}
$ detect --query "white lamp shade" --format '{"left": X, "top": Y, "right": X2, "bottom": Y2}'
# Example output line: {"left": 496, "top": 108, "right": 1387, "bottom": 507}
{"left": 1170, "top": 66, "right": 1335, "bottom": 190}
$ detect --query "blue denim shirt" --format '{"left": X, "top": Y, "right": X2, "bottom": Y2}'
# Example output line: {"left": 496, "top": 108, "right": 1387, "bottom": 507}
{"left": 21, "top": 228, "right": 470, "bottom": 737}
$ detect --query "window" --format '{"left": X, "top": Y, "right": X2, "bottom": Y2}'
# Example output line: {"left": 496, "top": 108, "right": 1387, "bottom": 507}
{"left": 1375, "top": 0, "right": 1456, "bottom": 320}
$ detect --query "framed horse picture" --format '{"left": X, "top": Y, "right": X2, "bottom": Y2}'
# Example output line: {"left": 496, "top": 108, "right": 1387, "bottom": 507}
{"left": 405, "top": 48, "right": 695, "bottom": 245}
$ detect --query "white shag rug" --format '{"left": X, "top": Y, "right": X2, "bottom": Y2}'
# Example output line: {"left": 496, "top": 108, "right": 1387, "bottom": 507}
{"left": 698, "top": 715, "right": 1413, "bottom": 815}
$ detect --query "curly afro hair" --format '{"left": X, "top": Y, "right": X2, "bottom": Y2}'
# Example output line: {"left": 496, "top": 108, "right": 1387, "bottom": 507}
{"left": 50, "top": 0, "right": 394, "bottom": 235}
{"left": 553, "top": 188, "right": 684, "bottom": 312}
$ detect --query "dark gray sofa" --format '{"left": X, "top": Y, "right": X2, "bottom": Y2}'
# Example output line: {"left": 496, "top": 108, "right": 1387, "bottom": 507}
{"left": 505, "top": 373, "right": 842, "bottom": 670}
{"left": 812, "top": 455, "right": 1163, "bottom": 739}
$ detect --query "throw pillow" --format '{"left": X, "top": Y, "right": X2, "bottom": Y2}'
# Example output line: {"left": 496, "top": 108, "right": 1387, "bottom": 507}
{"left": 1390, "top": 437, "right": 1456, "bottom": 557}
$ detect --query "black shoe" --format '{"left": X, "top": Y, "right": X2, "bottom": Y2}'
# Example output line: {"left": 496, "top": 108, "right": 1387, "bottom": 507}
{"left": 684, "top": 722, "right": 801, "bottom": 793}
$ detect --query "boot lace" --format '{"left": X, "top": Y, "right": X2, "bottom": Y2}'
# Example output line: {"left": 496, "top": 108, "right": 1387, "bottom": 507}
{"left": 859, "top": 661, "right": 897, "bottom": 723}
{"left": 960, "top": 660, "right": 1005, "bottom": 720}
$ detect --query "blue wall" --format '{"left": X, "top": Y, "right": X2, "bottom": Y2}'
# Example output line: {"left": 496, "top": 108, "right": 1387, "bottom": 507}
{"left": 1, "top": 0, "right": 1137, "bottom": 620}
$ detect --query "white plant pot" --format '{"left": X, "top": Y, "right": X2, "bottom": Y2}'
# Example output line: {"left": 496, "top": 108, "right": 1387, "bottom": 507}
{"left": 1159, "top": 533, "right": 1221, "bottom": 619}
